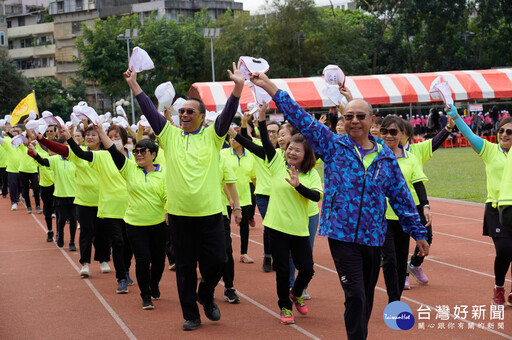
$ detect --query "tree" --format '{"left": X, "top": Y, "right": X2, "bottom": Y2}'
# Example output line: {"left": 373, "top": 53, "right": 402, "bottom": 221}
{"left": 30, "top": 77, "right": 87, "bottom": 121}
{"left": 0, "top": 49, "right": 31, "bottom": 117}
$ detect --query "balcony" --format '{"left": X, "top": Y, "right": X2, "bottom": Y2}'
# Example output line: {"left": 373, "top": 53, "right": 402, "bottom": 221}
{"left": 22, "top": 66, "right": 57, "bottom": 78}
{"left": 7, "top": 22, "right": 54, "bottom": 39}
{"left": 9, "top": 44, "right": 56, "bottom": 59}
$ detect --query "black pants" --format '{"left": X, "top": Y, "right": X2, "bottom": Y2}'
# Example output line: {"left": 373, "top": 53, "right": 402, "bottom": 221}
{"left": 268, "top": 228, "right": 314, "bottom": 310}
{"left": 169, "top": 213, "right": 225, "bottom": 321}
{"left": 165, "top": 215, "right": 175, "bottom": 266}
{"left": 19, "top": 172, "right": 40, "bottom": 209}
{"left": 328, "top": 239, "right": 381, "bottom": 340}
{"left": 40, "top": 185, "right": 54, "bottom": 231}
{"left": 222, "top": 215, "right": 235, "bottom": 288}
{"left": 256, "top": 194, "right": 271, "bottom": 256}
{"left": 76, "top": 205, "right": 103, "bottom": 264}
{"left": 55, "top": 198, "right": 77, "bottom": 245}
{"left": 492, "top": 237, "right": 512, "bottom": 286}
{"left": 227, "top": 205, "right": 252, "bottom": 255}
{"left": 126, "top": 222, "right": 167, "bottom": 300}
{"left": 410, "top": 204, "right": 431, "bottom": 267}
{"left": 7, "top": 172, "right": 19, "bottom": 204}
{"left": 382, "top": 219, "right": 410, "bottom": 303}
{"left": 97, "top": 218, "right": 127, "bottom": 281}
{"left": 0, "top": 167, "right": 7, "bottom": 196}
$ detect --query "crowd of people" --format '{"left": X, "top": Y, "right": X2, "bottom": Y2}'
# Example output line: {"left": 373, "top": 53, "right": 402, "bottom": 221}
{"left": 1, "top": 63, "right": 512, "bottom": 339}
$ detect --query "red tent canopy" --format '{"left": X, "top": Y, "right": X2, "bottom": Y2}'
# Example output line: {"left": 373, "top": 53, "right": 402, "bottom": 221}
{"left": 188, "top": 68, "right": 512, "bottom": 112}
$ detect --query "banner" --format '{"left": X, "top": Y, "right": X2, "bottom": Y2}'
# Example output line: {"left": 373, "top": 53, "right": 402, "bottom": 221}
{"left": 11, "top": 92, "right": 38, "bottom": 126}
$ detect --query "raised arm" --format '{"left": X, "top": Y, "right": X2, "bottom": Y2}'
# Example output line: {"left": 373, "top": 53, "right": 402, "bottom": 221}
{"left": 124, "top": 68, "right": 167, "bottom": 134}
{"left": 94, "top": 125, "right": 126, "bottom": 170}
{"left": 214, "top": 62, "right": 245, "bottom": 137}
{"left": 233, "top": 132, "right": 266, "bottom": 160}
{"left": 27, "top": 143, "right": 50, "bottom": 167}
{"left": 446, "top": 104, "right": 484, "bottom": 153}
{"left": 431, "top": 116, "right": 455, "bottom": 152}
{"left": 250, "top": 72, "right": 335, "bottom": 162}
{"left": 37, "top": 135, "right": 69, "bottom": 158}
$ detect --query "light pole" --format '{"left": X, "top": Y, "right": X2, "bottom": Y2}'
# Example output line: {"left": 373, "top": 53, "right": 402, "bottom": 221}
{"left": 117, "top": 28, "right": 138, "bottom": 124}
{"left": 203, "top": 28, "right": 220, "bottom": 82}
{"left": 296, "top": 32, "right": 306, "bottom": 77}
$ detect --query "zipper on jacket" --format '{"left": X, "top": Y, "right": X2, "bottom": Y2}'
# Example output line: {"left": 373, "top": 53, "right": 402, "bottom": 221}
{"left": 353, "top": 170, "right": 367, "bottom": 242}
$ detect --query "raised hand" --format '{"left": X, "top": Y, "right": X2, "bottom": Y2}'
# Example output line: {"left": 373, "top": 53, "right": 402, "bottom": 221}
{"left": 318, "top": 114, "right": 327, "bottom": 125}
{"left": 258, "top": 101, "right": 269, "bottom": 123}
{"left": 227, "top": 62, "right": 245, "bottom": 86}
{"left": 339, "top": 85, "right": 353, "bottom": 102}
{"left": 227, "top": 126, "right": 237, "bottom": 138}
{"left": 59, "top": 124, "right": 72, "bottom": 140}
{"left": 241, "top": 112, "right": 251, "bottom": 128}
{"left": 285, "top": 165, "right": 300, "bottom": 188}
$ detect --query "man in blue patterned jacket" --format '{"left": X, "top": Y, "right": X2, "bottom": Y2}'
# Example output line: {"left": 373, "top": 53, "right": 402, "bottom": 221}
{"left": 250, "top": 72, "right": 429, "bottom": 340}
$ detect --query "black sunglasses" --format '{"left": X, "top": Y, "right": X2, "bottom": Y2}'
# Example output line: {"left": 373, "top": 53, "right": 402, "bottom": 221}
{"left": 380, "top": 128, "right": 400, "bottom": 136}
{"left": 498, "top": 128, "right": 512, "bottom": 136}
{"left": 343, "top": 113, "right": 367, "bottom": 121}
{"left": 178, "top": 108, "right": 198, "bottom": 115}
{"left": 133, "top": 148, "right": 148, "bottom": 156}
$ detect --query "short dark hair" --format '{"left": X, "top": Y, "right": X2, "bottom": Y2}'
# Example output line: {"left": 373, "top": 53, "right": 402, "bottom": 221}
{"left": 107, "top": 125, "right": 128, "bottom": 146}
{"left": 186, "top": 97, "right": 206, "bottom": 114}
{"left": 287, "top": 133, "right": 316, "bottom": 173}
{"left": 267, "top": 120, "right": 281, "bottom": 130}
{"left": 75, "top": 129, "right": 85, "bottom": 139}
{"left": 381, "top": 115, "right": 405, "bottom": 131}
{"left": 497, "top": 117, "right": 512, "bottom": 143}
{"left": 401, "top": 118, "right": 414, "bottom": 142}
{"left": 135, "top": 139, "right": 159, "bottom": 161}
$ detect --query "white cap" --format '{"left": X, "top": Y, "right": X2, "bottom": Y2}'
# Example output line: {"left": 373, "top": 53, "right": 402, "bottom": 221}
{"left": 129, "top": 47, "right": 155, "bottom": 73}
{"left": 322, "top": 65, "right": 346, "bottom": 87}
{"left": 116, "top": 105, "right": 127, "bottom": 117}
{"left": 155, "top": 81, "right": 176, "bottom": 112}
{"left": 238, "top": 56, "right": 270, "bottom": 80}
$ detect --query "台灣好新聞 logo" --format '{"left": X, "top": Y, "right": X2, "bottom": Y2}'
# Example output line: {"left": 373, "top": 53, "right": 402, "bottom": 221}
{"left": 383, "top": 301, "right": 415, "bottom": 330}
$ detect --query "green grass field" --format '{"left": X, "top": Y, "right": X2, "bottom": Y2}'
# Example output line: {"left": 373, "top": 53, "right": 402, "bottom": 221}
{"left": 315, "top": 146, "right": 487, "bottom": 204}
{"left": 423, "top": 147, "right": 487, "bottom": 203}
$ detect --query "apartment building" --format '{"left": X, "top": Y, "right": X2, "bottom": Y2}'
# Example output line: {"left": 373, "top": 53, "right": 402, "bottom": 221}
{"left": 5, "top": 0, "right": 55, "bottom": 78}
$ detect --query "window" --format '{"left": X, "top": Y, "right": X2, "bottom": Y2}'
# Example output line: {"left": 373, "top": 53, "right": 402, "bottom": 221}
{"left": 18, "top": 17, "right": 25, "bottom": 27}
{"left": 8, "top": 40, "right": 13, "bottom": 50}
{"left": 7, "top": 20, "right": 11, "bottom": 28}
{"left": 57, "top": 2, "right": 64, "bottom": 12}
{"left": 72, "top": 22, "right": 81, "bottom": 35}
{"left": 0, "top": 32, "right": 4, "bottom": 46}
{"left": 76, "top": 0, "right": 83, "bottom": 11}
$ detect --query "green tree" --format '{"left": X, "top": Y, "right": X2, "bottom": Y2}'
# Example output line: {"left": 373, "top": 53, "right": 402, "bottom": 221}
{"left": 30, "top": 77, "right": 87, "bottom": 121}
{"left": 0, "top": 49, "right": 31, "bottom": 117}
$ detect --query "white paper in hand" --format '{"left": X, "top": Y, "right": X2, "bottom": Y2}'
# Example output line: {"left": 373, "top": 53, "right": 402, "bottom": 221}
{"left": 28, "top": 110, "right": 37, "bottom": 121}
{"left": 42, "top": 111, "right": 60, "bottom": 126}
{"left": 322, "top": 85, "right": 349, "bottom": 107}
{"left": 0, "top": 119, "right": 5, "bottom": 128}
{"left": 26, "top": 119, "right": 47, "bottom": 133}
{"left": 246, "top": 102, "right": 259, "bottom": 119}
{"left": 253, "top": 85, "right": 272, "bottom": 106}
{"left": 155, "top": 82, "right": 176, "bottom": 112}
{"left": 81, "top": 107, "right": 100, "bottom": 125}
{"left": 116, "top": 105, "right": 127, "bottom": 117}
{"left": 429, "top": 76, "right": 454, "bottom": 106}
{"left": 11, "top": 134, "right": 29, "bottom": 148}
{"left": 129, "top": 47, "right": 155, "bottom": 73}
{"left": 238, "top": 56, "right": 270, "bottom": 80}
{"left": 323, "top": 65, "right": 346, "bottom": 87}
{"left": 5, "top": 115, "right": 12, "bottom": 123}
{"left": 205, "top": 110, "right": 219, "bottom": 126}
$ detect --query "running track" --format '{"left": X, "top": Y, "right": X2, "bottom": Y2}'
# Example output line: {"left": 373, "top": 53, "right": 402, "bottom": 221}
{"left": 1, "top": 196, "right": 511, "bottom": 339}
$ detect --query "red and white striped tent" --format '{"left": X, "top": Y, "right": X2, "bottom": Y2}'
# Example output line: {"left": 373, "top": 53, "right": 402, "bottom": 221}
{"left": 188, "top": 68, "right": 512, "bottom": 112}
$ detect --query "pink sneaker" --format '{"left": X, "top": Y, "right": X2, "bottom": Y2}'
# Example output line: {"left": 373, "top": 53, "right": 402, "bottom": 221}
{"left": 404, "top": 276, "right": 411, "bottom": 290}
{"left": 408, "top": 262, "right": 429, "bottom": 285}
{"left": 290, "top": 290, "right": 308, "bottom": 315}
{"left": 492, "top": 286, "right": 505, "bottom": 306}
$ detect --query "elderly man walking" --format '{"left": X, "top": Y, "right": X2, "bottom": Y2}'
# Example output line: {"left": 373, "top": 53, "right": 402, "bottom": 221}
{"left": 124, "top": 63, "right": 245, "bottom": 330}
{"left": 250, "top": 72, "right": 429, "bottom": 340}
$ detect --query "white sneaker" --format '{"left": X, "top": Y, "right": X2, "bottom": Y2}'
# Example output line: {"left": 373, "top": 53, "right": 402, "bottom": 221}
{"left": 100, "top": 262, "right": 111, "bottom": 273}
{"left": 11, "top": 203, "right": 18, "bottom": 211}
{"left": 80, "top": 264, "right": 90, "bottom": 278}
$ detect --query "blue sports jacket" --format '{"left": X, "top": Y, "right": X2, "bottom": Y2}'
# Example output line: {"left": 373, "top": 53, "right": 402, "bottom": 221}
{"left": 273, "top": 90, "right": 426, "bottom": 247}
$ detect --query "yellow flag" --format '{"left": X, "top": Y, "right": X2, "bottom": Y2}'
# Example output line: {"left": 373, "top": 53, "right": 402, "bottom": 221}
{"left": 11, "top": 91, "right": 38, "bottom": 126}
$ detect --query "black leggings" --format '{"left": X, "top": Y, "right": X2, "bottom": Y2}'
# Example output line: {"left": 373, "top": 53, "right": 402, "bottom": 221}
{"left": 19, "top": 172, "right": 40, "bottom": 209}
{"left": 492, "top": 237, "right": 512, "bottom": 286}
{"left": 40, "top": 185, "right": 54, "bottom": 231}
{"left": 55, "top": 199, "right": 77, "bottom": 244}
{"left": 227, "top": 205, "right": 252, "bottom": 255}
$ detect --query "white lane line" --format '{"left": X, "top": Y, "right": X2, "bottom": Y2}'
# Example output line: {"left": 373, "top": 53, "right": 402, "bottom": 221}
{"left": 435, "top": 231, "right": 494, "bottom": 246}
{"left": 0, "top": 247, "right": 60, "bottom": 253}
{"left": 429, "top": 196, "right": 485, "bottom": 207}
{"left": 237, "top": 229, "right": 512, "bottom": 338}
{"left": 218, "top": 282, "right": 320, "bottom": 340}
{"left": 419, "top": 255, "right": 512, "bottom": 283}
{"left": 431, "top": 211, "right": 483, "bottom": 222}
{"left": 29, "top": 214, "right": 137, "bottom": 340}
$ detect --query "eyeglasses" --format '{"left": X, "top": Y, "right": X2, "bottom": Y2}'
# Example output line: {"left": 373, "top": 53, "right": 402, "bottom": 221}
{"left": 380, "top": 128, "right": 400, "bottom": 136}
{"left": 268, "top": 130, "right": 279, "bottom": 135}
{"left": 178, "top": 108, "right": 198, "bottom": 115}
{"left": 133, "top": 148, "right": 148, "bottom": 156}
{"left": 343, "top": 113, "right": 367, "bottom": 121}
{"left": 498, "top": 128, "right": 512, "bottom": 136}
